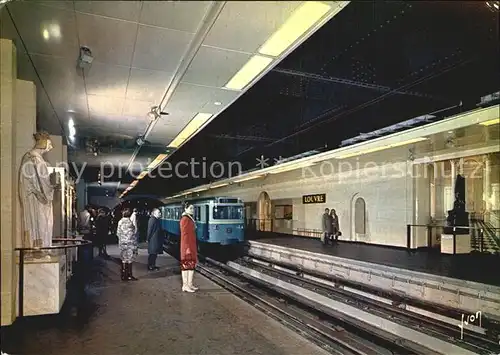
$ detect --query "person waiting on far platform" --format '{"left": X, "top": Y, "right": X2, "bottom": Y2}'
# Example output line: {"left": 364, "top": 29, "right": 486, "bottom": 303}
{"left": 147, "top": 208, "right": 163, "bottom": 271}
{"left": 330, "top": 209, "right": 340, "bottom": 243}
{"left": 180, "top": 203, "right": 198, "bottom": 292}
{"left": 321, "top": 208, "right": 333, "bottom": 245}
{"left": 117, "top": 208, "right": 138, "bottom": 281}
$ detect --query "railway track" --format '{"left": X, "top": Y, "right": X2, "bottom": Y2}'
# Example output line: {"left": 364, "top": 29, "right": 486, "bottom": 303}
{"left": 197, "top": 257, "right": 418, "bottom": 355}
{"left": 234, "top": 256, "right": 500, "bottom": 355}
{"left": 242, "top": 254, "right": 500, "bottom": 336}
{"left": 165, "top": 241, "right": 499, "bottom": 354}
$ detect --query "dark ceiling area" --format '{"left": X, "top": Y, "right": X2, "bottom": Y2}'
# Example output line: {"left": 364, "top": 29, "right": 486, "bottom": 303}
{"left": 135, "top": 1, "right": 499, "bottom": 197}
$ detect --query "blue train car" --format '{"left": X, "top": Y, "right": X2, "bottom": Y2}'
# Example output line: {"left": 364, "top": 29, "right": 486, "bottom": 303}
{"left": 160, "top": 196, "right": 245, "bottom": 246}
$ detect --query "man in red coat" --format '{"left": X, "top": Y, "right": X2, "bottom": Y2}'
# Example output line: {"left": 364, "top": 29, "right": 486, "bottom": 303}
{"left": 180, "top": 203, "right": 198, "bottom": 292}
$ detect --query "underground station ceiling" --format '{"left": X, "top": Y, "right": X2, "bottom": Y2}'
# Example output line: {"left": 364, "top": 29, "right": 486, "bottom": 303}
{"left": 1, "top": 1, "right": 498, "bottom": 199}
{"left": 140, "top": 1, "right": 499, "bottom": 197}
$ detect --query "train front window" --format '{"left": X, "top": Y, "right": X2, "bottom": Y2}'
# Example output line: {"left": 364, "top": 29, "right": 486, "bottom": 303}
{"left": 212, "top": 206, "right": 243, "bottom": 220}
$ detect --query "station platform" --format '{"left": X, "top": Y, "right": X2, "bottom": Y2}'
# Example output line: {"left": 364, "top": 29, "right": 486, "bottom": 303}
{"left": 0, "top": 245, "right": 329, "bottom": 355}
{"left": 251, "top": 235, "right": 500, "bottom": 286}
{"left": 246, "top": 235, "right": 500, "bottom": 320}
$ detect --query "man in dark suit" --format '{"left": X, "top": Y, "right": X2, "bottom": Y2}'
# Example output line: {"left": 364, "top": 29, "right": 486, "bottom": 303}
{"left": 147, "top": 208, "right": 163, "bottom": 271}
{"left": 321, "top": 208, "right": 333, "bottom": 245}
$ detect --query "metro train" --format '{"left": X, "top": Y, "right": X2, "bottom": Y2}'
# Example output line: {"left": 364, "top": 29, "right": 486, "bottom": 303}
{"left": 160, "top": 196, "right": 245, "bottom": 252}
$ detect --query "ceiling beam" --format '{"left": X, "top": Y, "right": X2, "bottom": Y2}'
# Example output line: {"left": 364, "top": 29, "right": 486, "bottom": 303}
{"left": 272, "top": 67, "right": 447, "bottom": 101}
{"left": 208, "top": 134, "right": 276, "bottom": 142}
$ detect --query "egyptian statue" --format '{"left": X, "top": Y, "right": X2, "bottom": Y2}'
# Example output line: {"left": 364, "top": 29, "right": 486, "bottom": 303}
{"left": 18, "top": 131, "right": 58, "bottom": 250}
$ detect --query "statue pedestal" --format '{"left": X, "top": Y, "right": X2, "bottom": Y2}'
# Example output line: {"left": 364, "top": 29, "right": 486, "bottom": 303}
{"left": 441, "top": 234, "right": 471, "bottom": 254}
{"left": 16, "top": 254, "right": 67, "bottom": 316}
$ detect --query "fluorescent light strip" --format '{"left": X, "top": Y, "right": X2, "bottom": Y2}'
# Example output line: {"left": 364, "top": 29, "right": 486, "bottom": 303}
{"left": 334, "top": 137, "right": 428, "bottom": 159}
{"left": 191, "top": 187, "right": 208, "bottom": 193}
{"left": 137, "top": 171, "right": 148, "bottom": 180}
{"left": 234, "top": 175, "right": 263, "bottom": 183}
{"left": 130, "top": 180, "right": 138, "bottom": 187}
{"left": 479, "top": 118, "right": 499, "bottom": 126}
{"left": 168, "top": 113, "right": 213, "bottom": 148}
{"left": 225, "top": 55, "right": 273, "bottom": 91}
{"left": 259, "top": 1, "right": 331, "bottom": 57}
{"left": 211, "top": 182, "right": 229, "bottom": 189}
{"left": 147, "top": 154, "right": 169, "bottom": 170}
{"left": 269, "top": 162, "right": 315, "bottom": 174}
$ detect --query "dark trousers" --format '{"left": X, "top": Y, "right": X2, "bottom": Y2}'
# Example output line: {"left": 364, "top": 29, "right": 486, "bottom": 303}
{"left": 148, "top": 254, "right": 157, "bottom": 267}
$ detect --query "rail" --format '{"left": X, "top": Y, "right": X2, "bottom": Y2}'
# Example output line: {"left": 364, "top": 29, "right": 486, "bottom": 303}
{"left": 14, "top": 238, "right": 92, "bottom": 318}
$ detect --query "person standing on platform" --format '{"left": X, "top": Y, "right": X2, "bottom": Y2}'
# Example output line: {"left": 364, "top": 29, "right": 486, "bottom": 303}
{"left": 321, "top": 208, "right": 333, "bottom": 245}
{"left": 130, "top": 208, "right": 139, "bottom": 241}
{"left": 95, "top": 208, "right": 110, "bottom": 257}
{"left": 79, "top": 206, "right": 92, "bottom": 240}
{"left": 180, "top": 203, "right": 198, "bottom": 292}
{"left": 330, "top": 209, "right": 340, "bottom": 243}
{"left": 147, "top": 208, "right": 163, "bottom": 271}
{"left": 117, "top": 208, "right": 138, "bottom": 281}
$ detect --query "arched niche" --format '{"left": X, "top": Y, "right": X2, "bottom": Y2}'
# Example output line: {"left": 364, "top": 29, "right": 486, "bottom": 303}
{"left": 257, "top": 191, "right": 272, "bottom": 231}
{"left": 354, "top": 197, "right": 366, "bottom": 235}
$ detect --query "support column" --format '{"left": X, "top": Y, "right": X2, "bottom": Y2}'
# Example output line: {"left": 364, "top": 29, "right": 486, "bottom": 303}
{"left": 434, "top": 161, "right": 446, "bottom": 220}
{"left": 483, "top": 154, "right": 491, "bottom": 214}
{"left": 413, "top": 164, "right": 431, "bottom": 247}
{"left": 1, "top": 38, "right": 18, "bottom": 326}
{"left": 448, "top": 159, "right": 457, "bottom": 210}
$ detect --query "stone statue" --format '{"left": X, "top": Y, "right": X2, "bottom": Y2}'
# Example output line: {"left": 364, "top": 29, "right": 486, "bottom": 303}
{"left": 18, "top": 131, "right": 58, "bottom": 251}
{"left": 444, "top": 174, "right": 469, "bottom": 234}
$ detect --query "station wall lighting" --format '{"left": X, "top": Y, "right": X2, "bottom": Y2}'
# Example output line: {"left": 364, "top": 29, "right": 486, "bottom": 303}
{"left": 168, "top": 112, "right": 213, "bottom": 148}
{"left": 333, "top": 137, "right": 428, "bottom": 159}
{"left": 191, "top": 187, "right": 209, "bottom": 193}
{"left": 233, "top": 175, "right": 264, "bottom": 183}
{"left": 479, "top": 118, "right": 499, "bottom": 126}
{"left": 268, "top": 161, "right": 316, "bottom": 175}
{"left": 147, "top": 153, "right": 169, "bottom": 170}
{"left": 258, "top": 1, "right": 331, "bottom": 57}
{"left": 211, "top": 182, "right": 229, "bottom": 189}
{"left": 224, "top": 55, "right": 273, "bottom": 91}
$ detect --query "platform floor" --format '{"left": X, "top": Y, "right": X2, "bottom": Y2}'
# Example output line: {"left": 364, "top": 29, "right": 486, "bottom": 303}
{"left": 1, "top": 246, "right": 329, "bottom": 355}
{"left": 251, "top": 235, "right": 500, "bottom": 286}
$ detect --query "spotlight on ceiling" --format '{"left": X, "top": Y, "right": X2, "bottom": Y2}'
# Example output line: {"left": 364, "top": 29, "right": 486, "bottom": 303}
{"left": 148, "top": 106, "right": 169, "bottom": 121}
{"left": 136, "top": 136, "right": 146, "bottom": 146}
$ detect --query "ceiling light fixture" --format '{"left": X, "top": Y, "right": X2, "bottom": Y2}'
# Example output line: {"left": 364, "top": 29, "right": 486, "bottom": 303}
{"left": 258, "top": 1, "right": 331, "bottom": 57}
{"left": 137, "top": 171, "right": 148, "bottom": 180}
{"left": 147, "top": 153, "right": 169, "bottom": 170}
{"left": 333, "top": 137, "right": 428, "bottom": 159}
{"left": 68, "top": 119, "right": 76, "bottom": 139}
{"left": 224, "top": 55, "right": 273, "bottom": 91}
{"left": 167, "top": 112, "right": 213, "bottom": 148}
{"left": 214, "top": 101, "right": 222, "bottom": 106}
{"left": 479, "top": 118, "right": 499, "bottom": 126}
